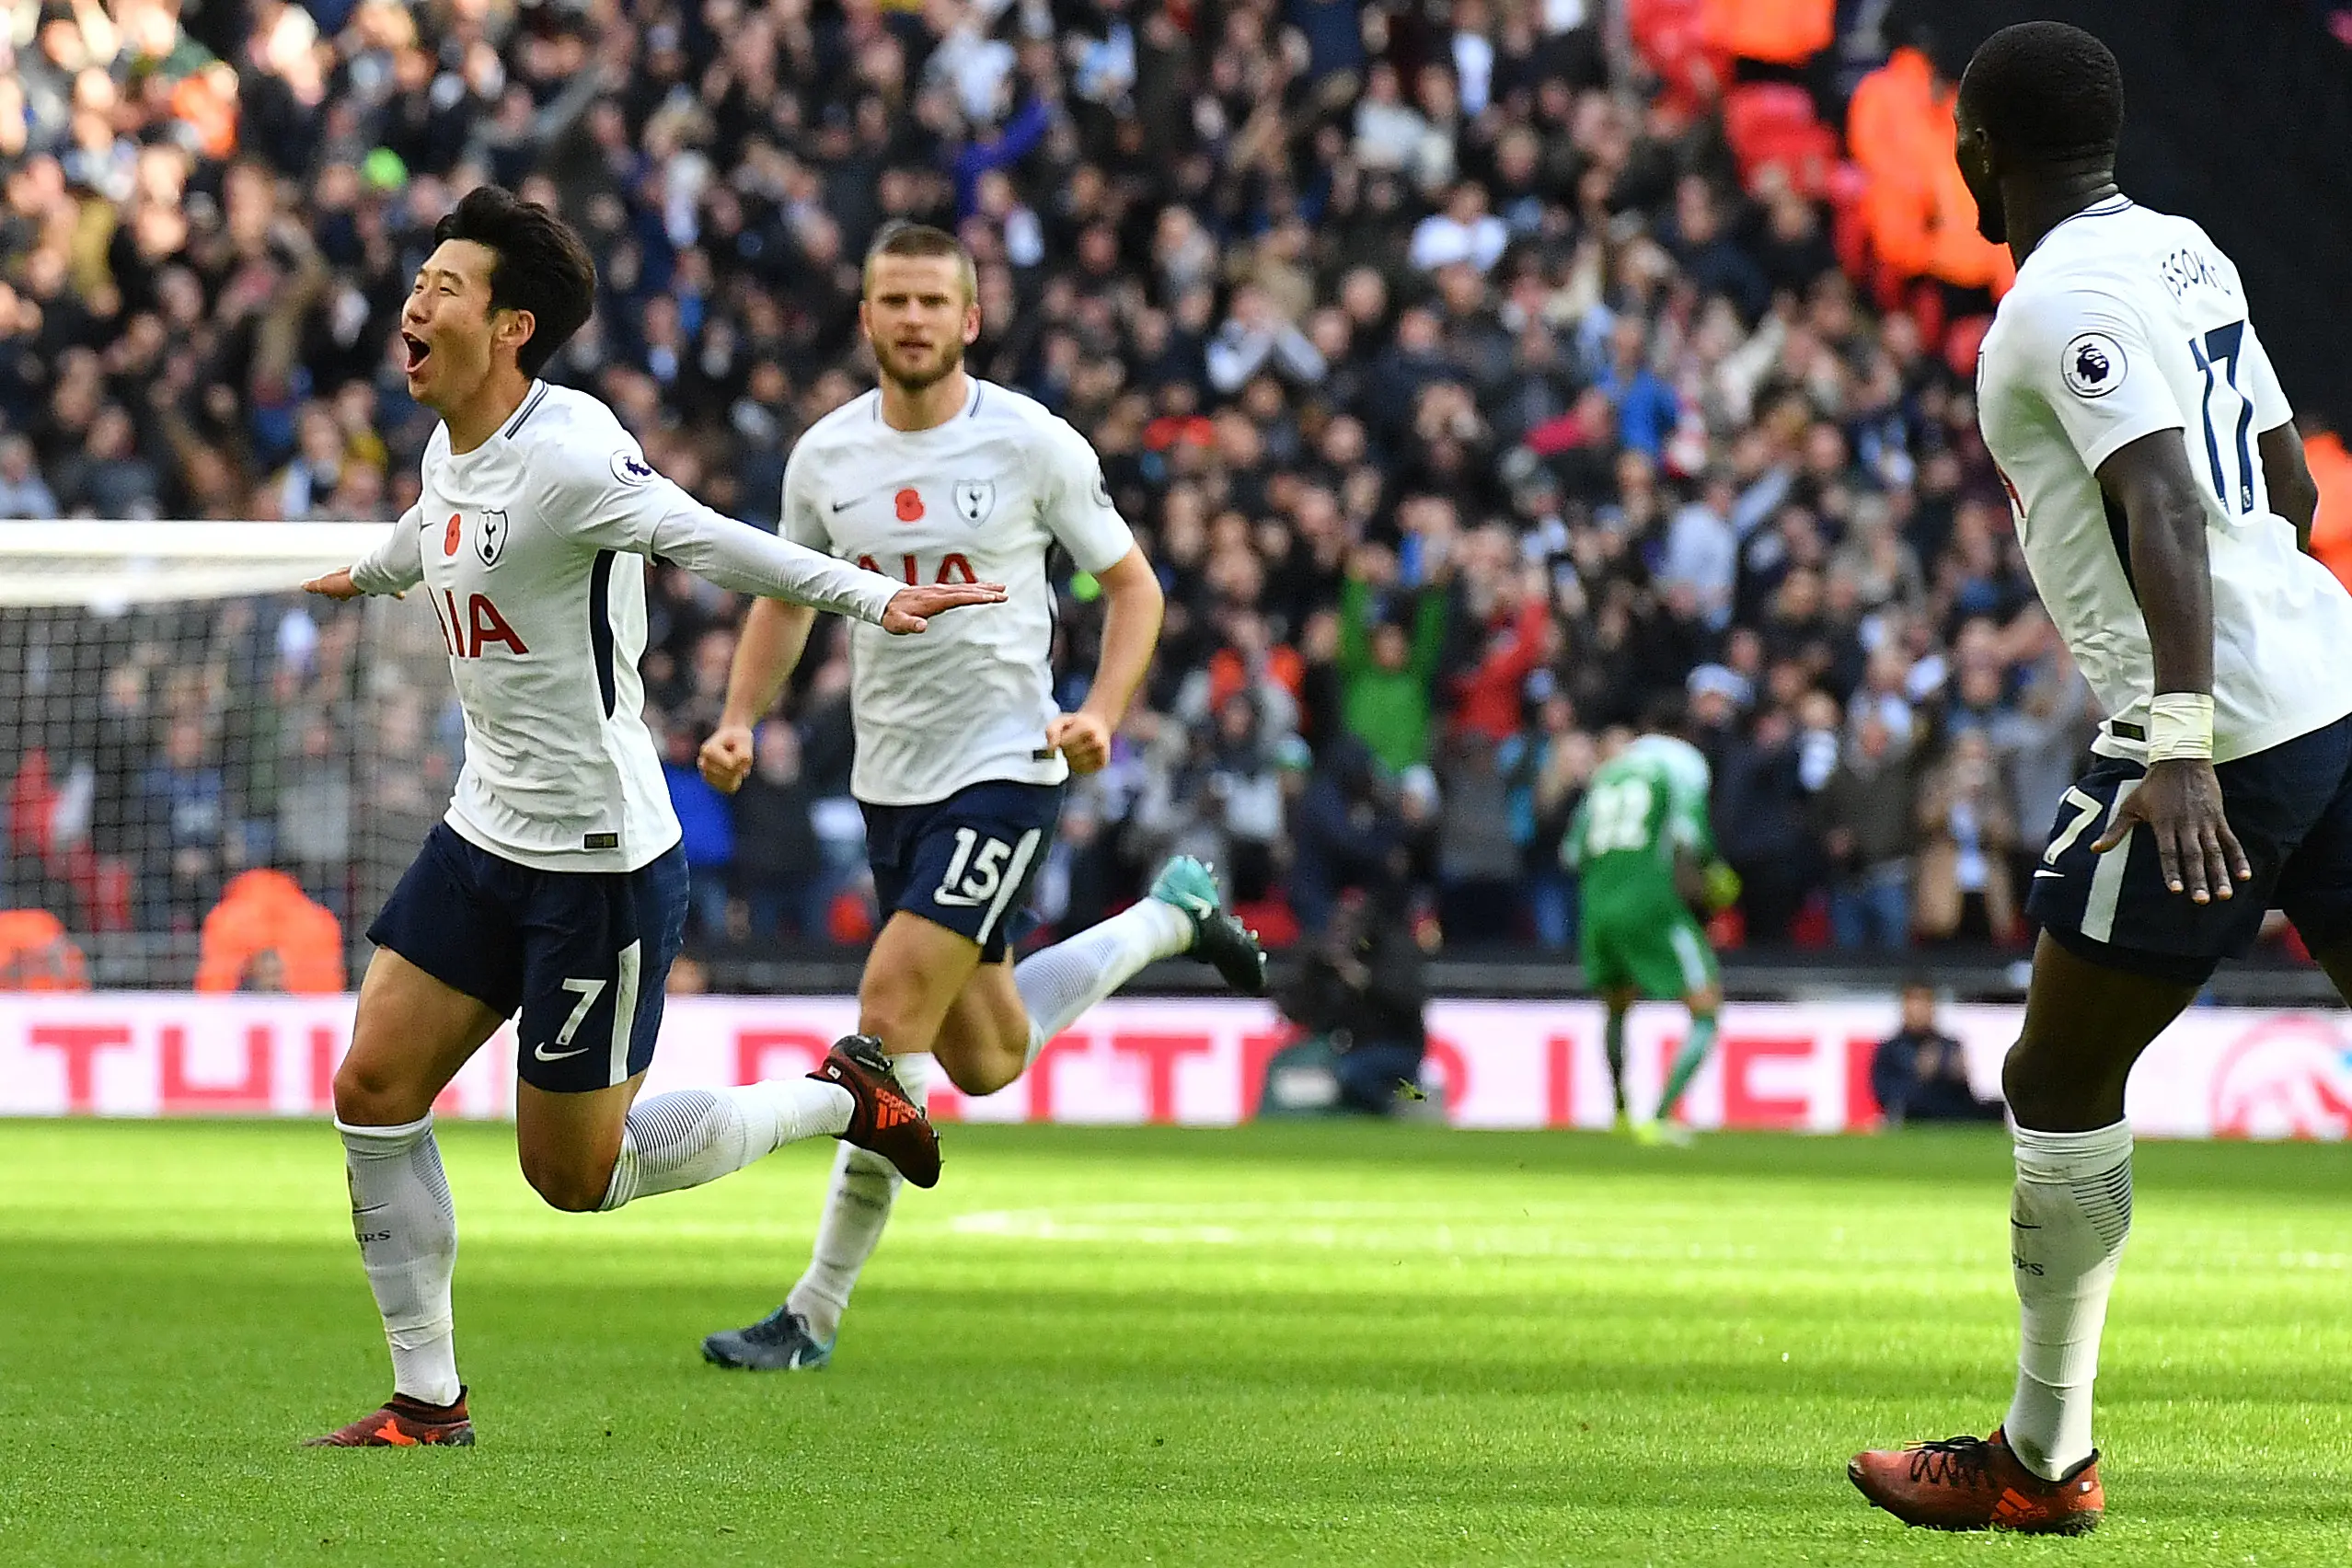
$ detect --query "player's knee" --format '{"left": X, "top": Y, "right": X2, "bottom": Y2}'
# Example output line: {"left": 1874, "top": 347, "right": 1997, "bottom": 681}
{"left": 858, "top": 981, "right": 934, "bottom": 1059}
{"left": 2001, "top": 1034, "right": 2091, "bottom": 1128}
{"left": 332, "top": 1054, "right": 422, "bottom": 1128}
{"left": 520, "top": 1151, "right": 611, "bottom": 1213}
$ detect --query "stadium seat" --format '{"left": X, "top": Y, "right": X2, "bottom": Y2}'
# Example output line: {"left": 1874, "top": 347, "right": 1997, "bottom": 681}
{"left": 193, "top": 870, "right": 346, "bottom": 995}
{"left": 0, "top": 909, "right": 90, "bottom": 991}
{"left": 1627, "top": 0, "right": 1731, "bottom": 113}
{"left": 1724, "top": 84, "right": 1840, "bottom": 198}
{"left": 1701, "top": 0, "right": 1834, "bottom": 66}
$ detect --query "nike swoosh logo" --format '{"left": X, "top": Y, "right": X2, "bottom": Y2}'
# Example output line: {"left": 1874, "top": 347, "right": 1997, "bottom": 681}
{"left": 533, "top": 1042, "right": 592, "bottom": 1062}
{"left": 2034, "top": 870, "right": 2065, "bottom": 880}
{"left": 830, "top": 499, "right": 855, "bottom": 513}
{"left": 354, "top": 1204, "right": 390, "bottom": 1217}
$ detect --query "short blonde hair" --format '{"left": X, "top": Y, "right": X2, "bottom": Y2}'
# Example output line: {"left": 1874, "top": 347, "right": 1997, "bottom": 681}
{"left": 861, "top": 222, "right": 977, "bottom": 304}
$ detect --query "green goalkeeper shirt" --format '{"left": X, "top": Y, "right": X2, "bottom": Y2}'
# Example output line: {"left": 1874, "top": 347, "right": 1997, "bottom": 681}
{"left": 1565, "top": 735, "right": 1715, "bottom": 918}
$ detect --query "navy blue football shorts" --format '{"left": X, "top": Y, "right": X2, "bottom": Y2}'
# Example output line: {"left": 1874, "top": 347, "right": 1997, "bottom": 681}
{"left": 2029, "top": 713, "right": 2352, "bottom": 986}
{"left": 861, "top": 780, "right": 1064, "bottom": 963}
{"left": 367, "top": 822, "right": 689, "bottom": 1092}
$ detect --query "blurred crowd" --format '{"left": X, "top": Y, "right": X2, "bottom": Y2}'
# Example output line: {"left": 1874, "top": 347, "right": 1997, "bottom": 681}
{"left": 0, "top": 0, "right": 2199, "bottom": 965}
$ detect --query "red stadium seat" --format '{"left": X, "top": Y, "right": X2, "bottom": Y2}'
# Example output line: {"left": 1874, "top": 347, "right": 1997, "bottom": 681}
{"left": 1724, "top": 84, "right": 1840, "bottom": 197}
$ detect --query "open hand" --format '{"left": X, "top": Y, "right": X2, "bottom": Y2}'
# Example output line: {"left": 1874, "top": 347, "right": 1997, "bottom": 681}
{"left": 698, "top": 722, "right": 755, "bottom": 794}
{"left": 1046, "top": 710, "right": 1113, "bottom": 774}
{"left": 882, "top": 582, "right": 1008, "bottom": 634}
{"left": 302, "top": 568, "right": 366, "bottom": 600}
{"left": 2092, "top": 757, "right": 2252, "bottom": 905}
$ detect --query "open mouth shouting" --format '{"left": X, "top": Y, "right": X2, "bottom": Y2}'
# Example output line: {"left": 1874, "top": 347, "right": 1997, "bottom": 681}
{"left": 402, "top": 332, "right": 432, "bottom": 378}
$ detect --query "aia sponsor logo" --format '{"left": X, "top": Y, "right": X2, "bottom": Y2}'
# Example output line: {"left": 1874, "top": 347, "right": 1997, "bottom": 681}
{"left": 2208, "top": 1014, "right": 2352, "bottom": 1138}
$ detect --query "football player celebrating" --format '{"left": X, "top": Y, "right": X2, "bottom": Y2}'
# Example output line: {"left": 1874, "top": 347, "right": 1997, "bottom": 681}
{"left": 300, "top": 188, "right": 1001, "bottom": 1446}
{"left": 694, "top": 225, "right": 1267, "bottom": 1371}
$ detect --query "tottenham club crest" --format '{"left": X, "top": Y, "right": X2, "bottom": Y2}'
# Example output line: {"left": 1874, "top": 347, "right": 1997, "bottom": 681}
{"left": 953, "top": 478, "right": 996, "bottom": 525}
{"left": 476, "top": 508, "right": 510, "bottom": 567}
{"left": 2062, "top": 331, "right": 2126, "bottom": 399}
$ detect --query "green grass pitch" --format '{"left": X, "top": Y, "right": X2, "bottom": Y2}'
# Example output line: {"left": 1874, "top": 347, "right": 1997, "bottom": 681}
{"left": 5, "top": 1120, "right": 2351, "bottom": 1566}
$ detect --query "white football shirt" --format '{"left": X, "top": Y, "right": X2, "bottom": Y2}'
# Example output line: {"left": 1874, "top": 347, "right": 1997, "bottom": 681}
{"left": 780, "top": 378, "right": 1136, "bottom": 805}
{"left": 1977, "top": 197, "right": 2352, "bottom": 764}
{"left": 353, "top": 382, "right": 897, "bottom": 871}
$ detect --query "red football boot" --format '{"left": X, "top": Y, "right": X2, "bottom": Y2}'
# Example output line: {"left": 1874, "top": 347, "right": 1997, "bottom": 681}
{"left": 812, "top": 1033, "right": 940, "bottom": 1188}
{"left": 305, "top": 1390, "right": 475, "bottom": 1447}
{"left": 1849, "top": 1427, "right": 2101, "bottom": 1534}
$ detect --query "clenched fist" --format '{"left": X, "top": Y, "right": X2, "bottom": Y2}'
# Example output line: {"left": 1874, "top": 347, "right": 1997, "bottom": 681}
{"left": 698, "top": 722, "right": 756, "bottom": 794}
{"left": 1046, "top": 710, "right": 1113, "bottom": 775}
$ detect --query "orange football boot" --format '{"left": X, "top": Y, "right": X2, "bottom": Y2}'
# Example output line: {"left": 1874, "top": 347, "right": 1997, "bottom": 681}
{"left": 1849, "top": 1427, "right": 2102, "bottom": 1534}
{"left": 306, "top": 1389, "right": 475, "bottom": 1447}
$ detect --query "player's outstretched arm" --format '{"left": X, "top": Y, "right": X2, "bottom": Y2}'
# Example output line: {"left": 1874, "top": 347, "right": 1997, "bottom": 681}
{"left": 306, "top": 509, "right": 421, "bottom": 600}
{"left": 2086, "top": 429, "right": 2253, "bottom": 905}
{"left": 695, "top": 578, "right": 1007, "bottom": 794}
{"left": 1046, "top": 545, "right": 1164, "bottom": 775}
{"left": 649, "top": 506, "right": 1005, "bottom": 627}
{"left": 879, "top": 581, "right": 1009, "bottom": 633}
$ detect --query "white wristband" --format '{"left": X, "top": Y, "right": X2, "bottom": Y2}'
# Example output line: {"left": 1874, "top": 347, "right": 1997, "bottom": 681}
{"left": 2145, "top": 692, "right": 2215, "bottom": 762}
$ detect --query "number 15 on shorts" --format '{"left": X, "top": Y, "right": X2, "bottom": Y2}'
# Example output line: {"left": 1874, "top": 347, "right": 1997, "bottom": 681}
{"left": 934, "top": 827, "right": 1020, "bottom": 907}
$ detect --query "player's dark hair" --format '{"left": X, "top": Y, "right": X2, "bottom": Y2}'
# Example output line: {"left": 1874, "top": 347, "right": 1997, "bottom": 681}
{"left": 863, "top": 222, "right": 977, "bottom": 302}
{"left": 1640, "top": 692, "right": 1689, "bottom": 738}
{"left": 432, "top": 185, "right": 597, "bottom": 376}
{"left": 1958, "top": 21, "right": 2124, "bottom": 168}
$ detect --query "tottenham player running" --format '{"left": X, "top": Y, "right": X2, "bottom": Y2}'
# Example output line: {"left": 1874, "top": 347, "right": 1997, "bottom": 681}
{"left": 1850, "top": 25, "right": 2352, "bottom": 1533}
{"left": 1564, "top": 716, "right": 1735, "bottom": 1146}
{"left": 296, "top": 189, "right": 999, "bottom": 1447}
{"left": 693, "top": 225, "right": 1266, "bottom": 1371}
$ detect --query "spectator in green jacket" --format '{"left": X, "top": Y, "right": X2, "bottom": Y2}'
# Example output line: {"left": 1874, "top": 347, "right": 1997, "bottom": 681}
{"left": 1339, "top": 538, "right": 1450, "bottom": 774}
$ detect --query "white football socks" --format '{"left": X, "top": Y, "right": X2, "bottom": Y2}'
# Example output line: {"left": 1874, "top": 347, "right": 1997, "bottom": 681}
{"left": 337, "top": 1113, "right": 461, "bottom": 1407}
{"left": 776, "top": 900, "right": 1193, "bottom": 1346}
{"left": 788, "top": 1056, "right": 934, "bottom": 1343}
{"left": 2004, "top": 1119, "right": 2134, "bottom": 1480}
{"left": 1013, "top": 898, "right": 1193, "bottom": 1059}
{"left": 598, "top": 1079, "right": 854, "bottom": 1210}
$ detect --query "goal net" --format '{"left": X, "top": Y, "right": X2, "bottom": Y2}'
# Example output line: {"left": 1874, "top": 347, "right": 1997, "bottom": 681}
{"left": 0, "top": 521, "right": 453, "bottom": 989}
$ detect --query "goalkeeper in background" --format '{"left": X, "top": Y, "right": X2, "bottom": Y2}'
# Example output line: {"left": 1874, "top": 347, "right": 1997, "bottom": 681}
{"left": 1564, "top": 702, "right": 1735, "bottom": 1145}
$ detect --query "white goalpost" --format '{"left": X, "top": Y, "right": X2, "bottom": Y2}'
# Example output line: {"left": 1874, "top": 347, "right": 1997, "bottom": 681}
{"left": 0, "top": 520, "right": 455, "bottom": 987}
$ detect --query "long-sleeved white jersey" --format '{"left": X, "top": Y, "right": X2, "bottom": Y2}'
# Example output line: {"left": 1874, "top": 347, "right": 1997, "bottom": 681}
{"left": 353, "top": 381, "right": 898, "bottom": 872}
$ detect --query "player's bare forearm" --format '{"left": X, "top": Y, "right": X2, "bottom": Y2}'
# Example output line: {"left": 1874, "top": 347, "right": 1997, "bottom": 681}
{"left": 2092, "top": 430, "right": 2252, "bottom": 903}
{"left": 2099, "top": 430, "right": 2216, "bottom": 697}
{"left": 1078, "top": 546, "right": 1164, "bottom": 729}
{"left": 2256, "top": 421, "right": 2319, "bottom": 553}
{"left": 723, "top": 597, "right": 817, "bottom": 728}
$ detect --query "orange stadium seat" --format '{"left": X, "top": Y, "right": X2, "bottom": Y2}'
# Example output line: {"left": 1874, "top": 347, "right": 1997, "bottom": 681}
{"left": 2307, "top": 430, "right": 2352, "bottom": 595}
{"left": 1847, "top": 47, "right": 2017, "bottom": 302}
{"left": 1701, "top": 0, "right": 1834, "bottom": 66}
{"left": 0, "top": 909, "right": 90, "bottom": 991}
{"left": 193, "top": 870, "right": 347, "bottom": 995}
